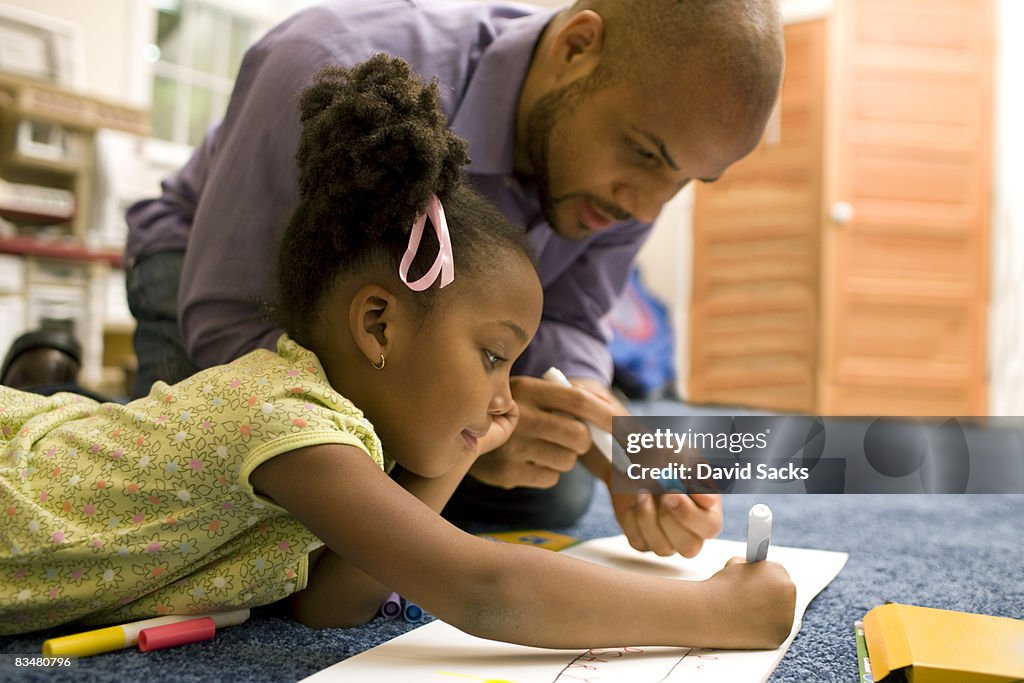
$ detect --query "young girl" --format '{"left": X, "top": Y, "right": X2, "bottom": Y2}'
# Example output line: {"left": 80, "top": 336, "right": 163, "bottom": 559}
{"left": 1, "top": 55, "right": 795, "bottom": 649}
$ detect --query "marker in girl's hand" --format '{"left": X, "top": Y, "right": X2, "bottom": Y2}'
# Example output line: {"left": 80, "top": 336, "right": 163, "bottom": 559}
{"left": 746, "top": 504, "right": 772, "bottom": 562}
{"left": 543, "top": 367, "right": 615, "bottom": 465}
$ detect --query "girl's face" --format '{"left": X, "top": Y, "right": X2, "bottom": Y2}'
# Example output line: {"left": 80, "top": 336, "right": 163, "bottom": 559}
{"left": 357, "top": 250, "right": 542, "bottom": 477}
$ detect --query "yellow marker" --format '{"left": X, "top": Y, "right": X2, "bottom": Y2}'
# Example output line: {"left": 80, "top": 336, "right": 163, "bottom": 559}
{"left": 42, "top": 608, "right": 250, "bottom": 658}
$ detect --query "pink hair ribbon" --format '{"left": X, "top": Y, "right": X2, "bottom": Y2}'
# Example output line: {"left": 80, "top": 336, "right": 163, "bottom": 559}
{"left": 399, "top": 194, "right": 455, "bottom": 291}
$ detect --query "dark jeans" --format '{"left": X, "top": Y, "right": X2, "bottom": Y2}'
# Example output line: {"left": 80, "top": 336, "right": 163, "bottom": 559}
{"left": 125, "top": 251, "right": 198, "bottom": 399}
{"left": 443, "top": 462, "right": 596, "bottom": 528}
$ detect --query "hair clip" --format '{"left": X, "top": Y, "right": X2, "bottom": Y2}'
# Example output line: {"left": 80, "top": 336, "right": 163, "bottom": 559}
{"left": 398, "top": 194, "right": 455, "bottom": 291}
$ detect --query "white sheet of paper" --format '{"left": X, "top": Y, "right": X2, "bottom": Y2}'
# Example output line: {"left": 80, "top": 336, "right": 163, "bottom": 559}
{"left": 302, "top": 536, "right": 848, "bottom": 683}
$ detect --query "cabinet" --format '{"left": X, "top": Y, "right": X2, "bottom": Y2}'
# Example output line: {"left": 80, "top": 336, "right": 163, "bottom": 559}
{"left": 0, "top": 73, "right": 148, "bottom": 394}
{"left": 688, "top": 1, "right": 993, "bottom": 416}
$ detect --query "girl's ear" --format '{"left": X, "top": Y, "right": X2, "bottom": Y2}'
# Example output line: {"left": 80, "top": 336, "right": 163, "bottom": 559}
{"left": 348, "top": 285, "right": 401, "bottom": 367}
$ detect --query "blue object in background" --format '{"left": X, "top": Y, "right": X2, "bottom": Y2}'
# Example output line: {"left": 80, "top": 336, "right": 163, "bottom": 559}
{"left": 609, "top": 268, "right": 676, "bottom": 399}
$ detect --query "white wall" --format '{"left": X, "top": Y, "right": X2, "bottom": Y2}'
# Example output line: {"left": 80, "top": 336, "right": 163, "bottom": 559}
{"left": 635, "top": 188, "right": 693, "bottom": 397}
{"left": 987, "top": 0, "right": 1024, "bottom": 414}
{"left": 1, "top": 0, "right": 150, "bottom": 106}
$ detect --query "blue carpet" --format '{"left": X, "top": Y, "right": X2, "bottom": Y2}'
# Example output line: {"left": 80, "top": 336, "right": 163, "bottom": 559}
{"left": 2, "top": 486, "right": 1022, "bottom": 682}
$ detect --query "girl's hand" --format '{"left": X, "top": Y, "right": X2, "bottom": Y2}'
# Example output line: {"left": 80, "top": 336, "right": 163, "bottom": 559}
{"left": 475, "top": 399, "right": 520, "bottom": 456}
{"left": 702, "top": 557, "right": 796, "bottom": 649}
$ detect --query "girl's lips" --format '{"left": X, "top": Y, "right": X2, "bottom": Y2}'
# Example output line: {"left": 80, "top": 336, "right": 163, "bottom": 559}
{"left": 579, "top": 199, "right": 614, "bottom": 231}
{"left": 461, "top": 430, "right": 480, "bottom": 450}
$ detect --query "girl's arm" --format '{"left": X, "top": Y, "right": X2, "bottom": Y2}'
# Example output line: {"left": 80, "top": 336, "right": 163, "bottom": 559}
{"left": 278, "top": 410, "right": 513, "bottom": 626}
{"left": 272, "top": 448, "right": 477, "bottom": 627}
{"left": 251, "top": 444, "right": 796, "bottom": 649}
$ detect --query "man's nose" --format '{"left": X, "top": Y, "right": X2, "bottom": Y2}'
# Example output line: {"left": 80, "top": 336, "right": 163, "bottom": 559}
{"left": 613, "top": 179, "right": 678, "bottom": 224}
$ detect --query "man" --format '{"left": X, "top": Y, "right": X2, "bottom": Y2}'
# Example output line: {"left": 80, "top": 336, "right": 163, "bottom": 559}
{"left": 125, "top": 0, "right": 784, "bottom": 556}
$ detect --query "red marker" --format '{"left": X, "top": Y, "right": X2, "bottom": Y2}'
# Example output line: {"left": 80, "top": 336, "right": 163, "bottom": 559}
{"left": 138, "top": 617, "right": 216, "bottom": 652}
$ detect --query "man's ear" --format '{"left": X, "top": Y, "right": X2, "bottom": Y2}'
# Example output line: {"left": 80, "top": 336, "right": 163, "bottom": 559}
{"left": 348, "top": 284, "right": 401, "bottom": 366}
{"left": 548, "top": 9, "right": 605, "bottom": 79}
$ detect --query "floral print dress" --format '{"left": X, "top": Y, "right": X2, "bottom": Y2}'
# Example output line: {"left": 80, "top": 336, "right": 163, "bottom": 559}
{"left": 0, "top": 336, "right": 384, "bottom": 635}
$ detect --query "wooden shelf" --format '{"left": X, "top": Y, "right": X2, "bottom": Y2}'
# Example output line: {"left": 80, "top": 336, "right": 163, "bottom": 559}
{"left": 0, "top": 236, "right": 122, "bottom": 267}
{"left": 6, "top": 152, "right": 83, "bottom": 175}
{"left": 0, "top": 73, "right": 146, "bottom": 397}
{"left": 0, "top": 73, "right": 149, "bottom": 135}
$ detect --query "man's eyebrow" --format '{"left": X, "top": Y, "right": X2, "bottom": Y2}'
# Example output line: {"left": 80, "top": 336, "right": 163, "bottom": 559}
{"left": 498, "top": 320, "right": 529, "bottom": 343}
{"left": 632, "top": 125, "right": 679, "bottom": 171}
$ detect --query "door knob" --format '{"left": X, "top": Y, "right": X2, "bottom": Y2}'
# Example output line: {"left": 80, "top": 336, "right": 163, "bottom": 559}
{"left": 830, "top": 201, "right": 854, "bottom": 225}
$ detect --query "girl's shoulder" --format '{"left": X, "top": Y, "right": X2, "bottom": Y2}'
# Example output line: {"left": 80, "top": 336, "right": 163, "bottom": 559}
{"left": 145, "top": 335, "right": 370, "bottom": 432}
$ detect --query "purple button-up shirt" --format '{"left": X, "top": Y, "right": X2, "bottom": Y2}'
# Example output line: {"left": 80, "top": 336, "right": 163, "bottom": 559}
{"left": 125, "top": 0, "right": 654, "bottom": 384}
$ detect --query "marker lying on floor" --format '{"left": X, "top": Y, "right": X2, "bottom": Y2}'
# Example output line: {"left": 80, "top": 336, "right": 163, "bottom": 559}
{"left": 379, "top": 592, "right": 402, "bottom": 620}
{"left": 42, "top": 608, "right": 250, "bottom": 658}
{"left": 402, "top": 599, "right": 424, "bottom": 624}
{"left": 138, "top": 617, "right": 216, "bottom": 652}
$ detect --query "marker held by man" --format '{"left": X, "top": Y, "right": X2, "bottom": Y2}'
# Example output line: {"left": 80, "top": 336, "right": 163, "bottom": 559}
{"left": 543, "top": 367, "right": 616, "bottom": 463}
{"left": 746, "top": 504, "right": 772, "bottom": 562}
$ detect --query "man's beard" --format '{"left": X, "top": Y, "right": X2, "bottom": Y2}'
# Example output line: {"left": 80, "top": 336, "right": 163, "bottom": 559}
{"left": 523, "top": 70, "right": 630, "bottom": 239}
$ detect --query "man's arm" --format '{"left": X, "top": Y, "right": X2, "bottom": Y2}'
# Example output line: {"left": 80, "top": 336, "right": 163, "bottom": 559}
{"left": 178, "top": 38, "right": 341, "bottom": 367}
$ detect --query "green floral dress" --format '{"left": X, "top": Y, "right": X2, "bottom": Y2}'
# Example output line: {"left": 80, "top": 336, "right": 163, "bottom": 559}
{"left": 0, "top": 336, "right": 384, "bottom": 635}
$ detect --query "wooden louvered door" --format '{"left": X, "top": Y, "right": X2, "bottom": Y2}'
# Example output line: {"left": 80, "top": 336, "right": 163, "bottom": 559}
{"left": 689, "top": 1, "right": 993, "bottom": 416}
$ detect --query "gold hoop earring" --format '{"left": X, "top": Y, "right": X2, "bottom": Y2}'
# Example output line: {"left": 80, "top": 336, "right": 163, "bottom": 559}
{"left": 371, "top": 353, "right": 386, "bottom": 370}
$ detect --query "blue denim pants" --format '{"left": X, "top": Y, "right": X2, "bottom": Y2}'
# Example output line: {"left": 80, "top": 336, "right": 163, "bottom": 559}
{"left": 125, "top": 251, "right": 198, "bottom": 399}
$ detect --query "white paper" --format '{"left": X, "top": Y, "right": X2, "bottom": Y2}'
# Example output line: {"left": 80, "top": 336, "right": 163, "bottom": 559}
{"left": 303, "top": 536, "right": 848, "bottom": 683}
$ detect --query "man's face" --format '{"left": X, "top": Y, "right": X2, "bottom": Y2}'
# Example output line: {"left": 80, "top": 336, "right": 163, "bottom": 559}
{"left": 525, "top": 66, "right": 767, "bottom": 239}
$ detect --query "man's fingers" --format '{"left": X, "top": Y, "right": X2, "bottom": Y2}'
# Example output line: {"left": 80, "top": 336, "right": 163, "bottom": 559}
{"left": 658, "top": 499, "right": 706, "bottom": 558}
{"left": 471, "top": 456, "right": 564, "bottom": 489}
{"left": 513, "top": 376, "right": 613, "bottom": 432}
{"left": 689, "top": 492, "right": 722, "bottom": 511}
{"left": 518, "top": 408, "right": 591, "bottom": 455}
{"left": 617, "top": 500, "right": 648, "bottom": 553}
{"left": 634, "top": 492, "right": 676, "bottom": 557}
{"left": 661, "top": 493, "right": 723, "bottom": 542}
{"left": 523, "top": 442, "right": 578, "bottom": 473}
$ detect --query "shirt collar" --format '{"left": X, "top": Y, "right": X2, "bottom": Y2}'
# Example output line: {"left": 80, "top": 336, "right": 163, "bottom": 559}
{"left": 450, "top": 8, "right": 559, "bottom": 177}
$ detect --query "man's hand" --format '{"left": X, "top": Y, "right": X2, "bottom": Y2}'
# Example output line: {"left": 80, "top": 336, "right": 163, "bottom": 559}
{"left": 612, "top": 490, "right": 722, "bottom": 558}
{"left": 469, "top": 375, "right": 612, "bottom": 489}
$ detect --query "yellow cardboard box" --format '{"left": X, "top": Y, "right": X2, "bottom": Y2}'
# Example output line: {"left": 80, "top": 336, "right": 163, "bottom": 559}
{"left": 863, "top": 603, "right": 1024, "bottom": 682}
